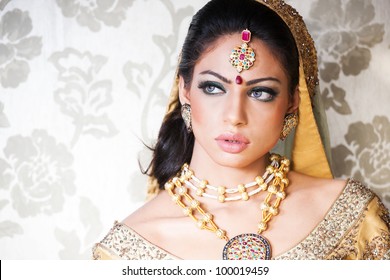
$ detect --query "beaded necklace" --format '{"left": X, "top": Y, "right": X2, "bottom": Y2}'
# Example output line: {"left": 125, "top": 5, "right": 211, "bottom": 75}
{"left": 164, "top": 153, "right": 290, "bottom": 260}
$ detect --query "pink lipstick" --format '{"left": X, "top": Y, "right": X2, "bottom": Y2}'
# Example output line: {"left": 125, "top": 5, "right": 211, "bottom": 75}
{"left": 215, "top": 133, "right": 250, "bottom": 153}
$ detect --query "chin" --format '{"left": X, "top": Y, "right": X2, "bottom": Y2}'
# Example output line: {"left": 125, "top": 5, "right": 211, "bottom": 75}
{"left": 212, "top": 153, "right": 267, "bottom": 170}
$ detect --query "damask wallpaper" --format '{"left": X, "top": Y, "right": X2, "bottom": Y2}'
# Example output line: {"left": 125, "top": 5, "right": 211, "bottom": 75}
{"left": 0, "top": 0, "right": 389, "bottom": 259}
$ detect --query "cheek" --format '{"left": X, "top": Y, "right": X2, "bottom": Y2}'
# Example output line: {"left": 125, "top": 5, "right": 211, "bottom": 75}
{"left": 190, "top": 96, "right": 217, "bottom": 128}
{"left": 250, "top": 104, "right": 286, "bottom": 136}
{"left": 270, "top": 106, "right": 287, "bottom": 126}
{"left": 258, "top": 113, "right": 284, "bottom": 132}
{"left": 190, "top": 102, "right": 205, "bottom": 127}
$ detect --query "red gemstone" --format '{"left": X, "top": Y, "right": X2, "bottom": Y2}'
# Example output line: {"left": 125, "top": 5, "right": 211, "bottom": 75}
{"left": 239, "top": 53, "right": 245, "bottom": 60}
{"left": 242, "top": 29, "right": 251, "bottom": 42}
{"left": 235, "top": 75, "right": 243, "bottom": 84}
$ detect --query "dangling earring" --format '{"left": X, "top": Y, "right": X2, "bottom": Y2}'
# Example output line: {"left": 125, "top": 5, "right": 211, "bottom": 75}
{"left": 181, "top": 103, "right": 192, "bottom": 133}
{"left": 280, "top": 113, "right": 298, "bottom": 140}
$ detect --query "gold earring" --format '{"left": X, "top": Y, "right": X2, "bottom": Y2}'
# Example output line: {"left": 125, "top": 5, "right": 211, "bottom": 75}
{"left": 280, "top": 113, "right": 298, "bottom": 140}
{"left": 181, "top": 103, "right": 192, "bottom": 133}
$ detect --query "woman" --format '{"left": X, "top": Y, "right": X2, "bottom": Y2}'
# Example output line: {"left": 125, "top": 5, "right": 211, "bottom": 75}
{"left": 93, "top": 0, "right": 390, "bottom": 260}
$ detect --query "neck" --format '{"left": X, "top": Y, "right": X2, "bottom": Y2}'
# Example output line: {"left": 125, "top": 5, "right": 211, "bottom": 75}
{"left": 188, "top": 143, "right": 270, "bottom": 188}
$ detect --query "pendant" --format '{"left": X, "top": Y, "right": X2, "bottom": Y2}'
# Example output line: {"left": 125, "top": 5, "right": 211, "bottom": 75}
{"left": 222, "top": 233, "right": 271, "bottom": 260}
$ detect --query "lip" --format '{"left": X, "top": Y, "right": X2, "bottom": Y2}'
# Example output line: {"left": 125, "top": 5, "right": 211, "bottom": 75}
{"left": 215, "top": 133, "right": 250, "bottom": 153}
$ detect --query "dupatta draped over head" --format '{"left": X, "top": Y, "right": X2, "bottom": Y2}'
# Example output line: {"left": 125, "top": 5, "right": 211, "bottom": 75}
{"left": 147, "top": 0, "right": 333, "bottom": 197}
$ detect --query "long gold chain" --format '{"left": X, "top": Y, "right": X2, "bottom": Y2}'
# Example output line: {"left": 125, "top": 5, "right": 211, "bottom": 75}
{"left": 164, "top": 153, "right": 290, "bottom": 241}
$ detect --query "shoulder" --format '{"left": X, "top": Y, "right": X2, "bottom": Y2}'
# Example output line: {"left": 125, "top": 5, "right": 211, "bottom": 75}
{"left": 287, "top": 171, "right": 347, "bottom": 207}
{"left": 285, "top": 173, "right": 377, "bottom": 228}
{"left": 122, "top": 190, "right": 177, "bottom": 228}
{"left": 324, "top": 179, "right": 390, "bottom": 260}
{"left": 288, "top": 172, "right": 376, "bottom": 202}
{"left": 93, "top": 221, "right": 177, "bottom": 260}
{"left": 278, "top": 174, "right": 390, "bottom": 259}
{"left": 93, "top": 191, "right": 180, "bottom": 260}
{"left": 121, "top": 191, "right": 183, "bottom": 244}
{"left": 304, "top": 175, "right": 390, "bottom": 260}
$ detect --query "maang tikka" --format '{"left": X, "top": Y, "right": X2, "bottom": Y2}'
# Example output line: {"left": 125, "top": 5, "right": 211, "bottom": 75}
{"left": 229, "top": 29, "right": 256, "bottom": 72}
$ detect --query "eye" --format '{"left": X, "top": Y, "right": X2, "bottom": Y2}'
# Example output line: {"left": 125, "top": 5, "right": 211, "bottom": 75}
{"left": 198, "top": 81, "right": 225, "bottom": 95}
{"left": 248, "top": 87, "right": 277, "bottom": 102}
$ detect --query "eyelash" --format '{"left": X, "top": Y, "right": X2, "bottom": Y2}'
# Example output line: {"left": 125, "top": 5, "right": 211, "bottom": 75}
{"left": 197, "top": 81, "right": 278, "bottom": 102}
{"left": 197, "top": 81, "right": 225, "bottom": 95}
{"left": 248, "top": 87, "right": 278, "bottom": 102}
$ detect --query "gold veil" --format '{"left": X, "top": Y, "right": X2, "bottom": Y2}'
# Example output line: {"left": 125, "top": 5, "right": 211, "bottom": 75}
{"left": 147, "top": 0, "right": 333, "bottom": 197}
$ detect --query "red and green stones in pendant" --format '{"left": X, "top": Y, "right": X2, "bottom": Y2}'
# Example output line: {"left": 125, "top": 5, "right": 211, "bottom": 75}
{"left": 222, "top": 233, "right": 271, "bottom": 260}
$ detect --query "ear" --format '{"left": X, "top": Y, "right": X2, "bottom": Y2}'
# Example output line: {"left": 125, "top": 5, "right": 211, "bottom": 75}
{"left": 287, "top": 86, "right": 300, "bottom": 114}
{"left": 178, "top": 75, "right": 191, "bottom": 105}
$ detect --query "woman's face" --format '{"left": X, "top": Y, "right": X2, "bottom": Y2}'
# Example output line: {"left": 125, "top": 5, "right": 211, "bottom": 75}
{"left": 179, "top": 34, "right": 298, "bottom": 169}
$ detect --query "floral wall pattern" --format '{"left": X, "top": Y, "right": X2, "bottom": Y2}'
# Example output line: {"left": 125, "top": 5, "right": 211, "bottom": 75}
{"left": 0, "top": 0, "right": 389, "bottom": 259}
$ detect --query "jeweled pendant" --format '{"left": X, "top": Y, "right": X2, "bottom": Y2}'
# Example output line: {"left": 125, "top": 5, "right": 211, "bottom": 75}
{"left": 229, "top": 29, "right": 256, "bottom": 73}
{"left": 222, "top": 233, "right": 271, "bottom": 260}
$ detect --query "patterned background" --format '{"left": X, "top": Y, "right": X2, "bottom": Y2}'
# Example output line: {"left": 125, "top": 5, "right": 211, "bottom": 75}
{"left": 0, "top": 0, "right": 389, "bottom": 259}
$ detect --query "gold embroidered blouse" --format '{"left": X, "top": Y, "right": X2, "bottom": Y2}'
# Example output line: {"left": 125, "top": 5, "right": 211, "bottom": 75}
{"left": 92, "top": 179, "right": 390, "bottom": 260}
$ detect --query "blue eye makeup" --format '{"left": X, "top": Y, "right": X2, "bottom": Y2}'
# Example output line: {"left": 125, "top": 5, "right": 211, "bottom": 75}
{"left": 197, "top": 81, "right": 278, "bottom": 102}
{"left": 248, "top": 87, "right": 278, "bottom": 102}
{"left": 197, "top": 81, "right": 225, "bottom": 95}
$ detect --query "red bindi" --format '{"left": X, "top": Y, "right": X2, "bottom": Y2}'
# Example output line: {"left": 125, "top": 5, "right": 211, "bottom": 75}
{"left": 235, "top": 75, "right": 243, "bottom": 84}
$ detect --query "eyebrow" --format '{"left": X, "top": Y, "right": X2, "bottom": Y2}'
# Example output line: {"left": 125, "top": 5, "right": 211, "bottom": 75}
{"left": 246, "top": 77, "right": 281, "bottom": 86}
{"left": 199, "top": 70, "right": 281, "bottom": 86}
{"left": 200, "top": 70, "right": 231, "bottom": 83}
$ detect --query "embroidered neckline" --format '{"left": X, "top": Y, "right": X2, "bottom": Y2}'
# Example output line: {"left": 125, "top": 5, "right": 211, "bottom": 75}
{"left": 97, "top": 179, "right": 374, "bottom": 260}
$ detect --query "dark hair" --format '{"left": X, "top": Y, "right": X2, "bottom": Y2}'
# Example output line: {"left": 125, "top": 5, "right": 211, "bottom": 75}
{"left": 145, "top": 0, "right": 299, "bottom": 189}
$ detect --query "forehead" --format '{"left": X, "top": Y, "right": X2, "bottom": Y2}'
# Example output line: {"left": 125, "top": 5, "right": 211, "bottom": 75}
{"left": 194, "top": 34, "right": 287, "bottom": 81}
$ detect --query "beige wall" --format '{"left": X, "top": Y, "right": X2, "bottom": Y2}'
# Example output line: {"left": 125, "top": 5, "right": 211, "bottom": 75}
{"left": 0, "top": 0, "right": 389, "bottom": 259}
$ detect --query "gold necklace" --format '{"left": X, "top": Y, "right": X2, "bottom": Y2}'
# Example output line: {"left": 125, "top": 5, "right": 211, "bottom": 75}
{"left": 164, "top": 153, "right": 290, "bottom": 260}
{"left": 182, "top": 155, "right": 281, "bottom": 202}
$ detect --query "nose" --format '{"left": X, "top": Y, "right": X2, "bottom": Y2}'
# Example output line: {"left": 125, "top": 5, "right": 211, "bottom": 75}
{"left": 223, "top": 90, "right": 248, "bottom": 127}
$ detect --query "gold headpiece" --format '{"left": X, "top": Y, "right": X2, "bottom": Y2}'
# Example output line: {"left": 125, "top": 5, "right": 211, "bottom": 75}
{"left": 229, "top": 29, "right": 256, "bottom": 72}
{"left": 259, "top": 0, "right": 332, "bottom": 179}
